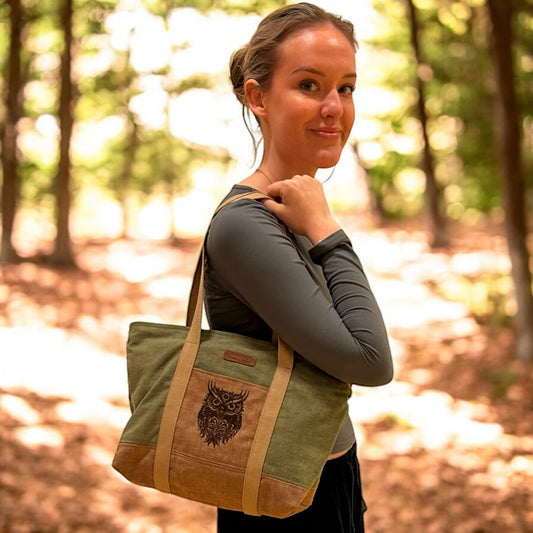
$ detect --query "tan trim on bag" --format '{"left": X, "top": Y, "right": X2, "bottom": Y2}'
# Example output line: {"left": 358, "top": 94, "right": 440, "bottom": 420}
{"left": 153, "top": 192, "right": 295, "bottom": 517}
{"left": 241, "top": 336, "right": 293, "bottom": 516}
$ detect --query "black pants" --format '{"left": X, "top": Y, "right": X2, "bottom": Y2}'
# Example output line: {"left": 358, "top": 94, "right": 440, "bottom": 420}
{"left": 217, "top": 442, "right": 366, "bottom": 533}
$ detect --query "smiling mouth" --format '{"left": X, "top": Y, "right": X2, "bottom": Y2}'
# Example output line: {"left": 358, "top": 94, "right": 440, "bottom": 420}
{"left": 311, "top": 129, "right": 342, "bottom": 139}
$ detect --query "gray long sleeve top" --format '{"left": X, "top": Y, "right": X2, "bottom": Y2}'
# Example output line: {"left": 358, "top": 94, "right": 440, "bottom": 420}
{"left": 204, "top": 185, "right": 393, "bottom": 453}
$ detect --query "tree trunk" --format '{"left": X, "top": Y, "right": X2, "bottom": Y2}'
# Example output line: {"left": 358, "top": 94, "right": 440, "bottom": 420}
{"left": 487, "top": 0, "right": 533, "bottom": 363}
{"left": 0, "top": 0, "right": 23, "bottom": 263}
{"left": 118, "top": 118, "right": 138, "bottom": 238}
{"left": 405, "top": 0, "right": 448, "bottom": 248}
{"left": 351, "top": 142, "right": 383, "bottom": 221}
{"left": 51, "top": 0, "right": 76, "bottom": 266}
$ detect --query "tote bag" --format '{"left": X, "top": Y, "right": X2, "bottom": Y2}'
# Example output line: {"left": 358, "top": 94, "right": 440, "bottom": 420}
{"left": 112, "top": 191, "right": 351, "bottom": 518}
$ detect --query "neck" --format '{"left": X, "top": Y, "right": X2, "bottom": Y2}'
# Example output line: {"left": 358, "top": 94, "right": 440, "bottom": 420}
{"left": 239, "top": 159, "right": 319, "bottom": 192}
{"left": 257, "top": 160, "right": 317, "bottom": 182}
{"left": 256, "top": 167, "right": 275, "bottom": 184}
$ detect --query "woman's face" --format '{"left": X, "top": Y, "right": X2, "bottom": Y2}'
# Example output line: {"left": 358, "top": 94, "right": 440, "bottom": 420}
{"left": 259, "top": 23, "right": 356, "bottom": 175}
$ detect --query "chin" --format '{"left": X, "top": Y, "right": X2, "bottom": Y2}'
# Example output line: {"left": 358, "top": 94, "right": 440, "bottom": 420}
{"left": 315, "top": 153, "right": 343, "bottom": 170}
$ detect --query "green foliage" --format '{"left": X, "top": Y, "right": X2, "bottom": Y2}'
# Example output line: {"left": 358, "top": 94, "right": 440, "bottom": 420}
{"left": 375, "top": 413, "right": 415, "bottom": 431}
{"left": 2, "top": 0, "right": 531, "bottom": 233}
{"left": 0, "top": 0, "right": 241, "bottom": 220}
{"left": 170, "top": 74, "right": 212, "bottom": 93}
{"left": 73, "top": 0, "right": 116, "bottom": 37}
{"left": 126, "top": 129, "right": 202, "bottom": 193}
{"left": 515, "top": 7, "right": 533, "bottom": 184}
{"left": 0, "top": 7, "right": 8, "bottom": 72}
{"left": 366, "top": 0, "right": 532, "bottom": 218}
{"left": 368, "top": 151, "right": 418, "bottom": 217}
{"left": 139, "top": 0, "right": 286, "bottom": 16}
{"left": 483, "top": 366, "right": 516, "bottom": 399}
{"left": 432, "top": 272, "right": 514, "bottom": 326}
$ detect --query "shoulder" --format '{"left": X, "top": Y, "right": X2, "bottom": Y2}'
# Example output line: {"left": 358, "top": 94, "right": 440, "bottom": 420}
{"left": 208, "top": 188, "right": 282, "bottom": 248}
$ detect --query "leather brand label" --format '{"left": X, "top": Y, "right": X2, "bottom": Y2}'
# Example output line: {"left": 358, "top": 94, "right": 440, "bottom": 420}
{"left": 223, "top": 350, "right": 257, "bottom": 367}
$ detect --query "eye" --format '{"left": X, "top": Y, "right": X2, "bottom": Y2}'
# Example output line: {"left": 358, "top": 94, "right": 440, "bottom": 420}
{"left": 299, "top": 79, "right": 319, "bottom": 92}
{"left": 339, "top": 84, "right": 356, "bottom": 95}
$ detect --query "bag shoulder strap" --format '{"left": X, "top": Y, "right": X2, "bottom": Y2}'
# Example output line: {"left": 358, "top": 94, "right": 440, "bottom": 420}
{"left": 186, "top": 190, "right": 269, "bottom": 327}
{"left": 153, "top": 190, "right": 294, "bottom": 517}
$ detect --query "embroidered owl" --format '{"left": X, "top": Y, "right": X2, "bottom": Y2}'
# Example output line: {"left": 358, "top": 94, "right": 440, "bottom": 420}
{"left": 197, "top": 381, "right": 249, "bottom": 447}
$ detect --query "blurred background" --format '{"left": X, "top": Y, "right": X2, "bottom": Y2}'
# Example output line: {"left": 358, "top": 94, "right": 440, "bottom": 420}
{"left": 0, "top": 0, "right": 532, "bottom": 531}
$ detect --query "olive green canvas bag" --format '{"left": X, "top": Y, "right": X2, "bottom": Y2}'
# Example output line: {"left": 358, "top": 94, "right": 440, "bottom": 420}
{"left": 112, "top": 191, "right": 352, "bottom": 518}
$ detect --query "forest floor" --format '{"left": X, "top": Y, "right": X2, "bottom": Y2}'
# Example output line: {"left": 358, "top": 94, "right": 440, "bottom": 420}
{"left": 1, "top": 214, "right": 532, "bottom": 533}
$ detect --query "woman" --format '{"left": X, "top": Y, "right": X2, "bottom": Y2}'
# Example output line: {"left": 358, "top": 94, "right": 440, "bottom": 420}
{"left": 204, "top": 3, "right": 393, "bottom": 532}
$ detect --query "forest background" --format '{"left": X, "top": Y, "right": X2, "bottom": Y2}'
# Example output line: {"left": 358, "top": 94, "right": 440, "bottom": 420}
{"left": 0, "top": 0, "right": 532, "bottom": 532}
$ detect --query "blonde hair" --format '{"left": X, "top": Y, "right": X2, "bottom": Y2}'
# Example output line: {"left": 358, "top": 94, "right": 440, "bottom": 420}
{"left": 230, "top": 2, "right": 357, "bottom": 158}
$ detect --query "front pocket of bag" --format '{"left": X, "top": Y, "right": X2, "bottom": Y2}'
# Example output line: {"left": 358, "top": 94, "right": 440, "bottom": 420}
{"left": 167, "top": 368, "right": 267, "bottom": 507}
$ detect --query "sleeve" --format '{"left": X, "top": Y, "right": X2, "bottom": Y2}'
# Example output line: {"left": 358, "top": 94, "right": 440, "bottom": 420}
{"left": 206, "top": 199, "right": 393, "bottom": 386}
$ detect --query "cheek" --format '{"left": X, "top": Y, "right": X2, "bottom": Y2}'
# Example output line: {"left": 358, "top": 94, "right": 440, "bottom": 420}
{"left": 345, "top": 100, "right": 355, "bottom": 122}
{"left": 277, "top": 108, "right": 305, "bottom": 137}
{"left": 344, "top": 104, "right": 355, "bottom": 134}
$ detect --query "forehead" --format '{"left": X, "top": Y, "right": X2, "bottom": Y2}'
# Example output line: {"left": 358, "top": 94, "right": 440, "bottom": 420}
{"left": 276, "top": 24, "right": 356, "bottom": 72}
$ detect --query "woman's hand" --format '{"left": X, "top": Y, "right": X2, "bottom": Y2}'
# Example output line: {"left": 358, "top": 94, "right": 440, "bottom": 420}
{"left": 264, "top": 175, "right": 341, "bottom": 244}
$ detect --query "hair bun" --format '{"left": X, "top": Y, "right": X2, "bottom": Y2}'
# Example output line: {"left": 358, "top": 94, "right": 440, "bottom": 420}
{"left": 230, "top": 47, "right": 247, "bottom": 105}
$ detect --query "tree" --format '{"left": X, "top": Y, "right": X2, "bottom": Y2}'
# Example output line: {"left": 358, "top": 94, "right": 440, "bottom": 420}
{"left": 0, "top": 0, "right": 23, "bottom": 263}
{"left": 51, "top": 0, "right": 76, "bottom": 266}
{"left": 366, "top": 0, "right": 507, "bottom": 216}
{"left": 487, "top": 0, "right": 533, "bottom": 363}
{"left": 405, "top": 0, "right": 448, "bottom": 248}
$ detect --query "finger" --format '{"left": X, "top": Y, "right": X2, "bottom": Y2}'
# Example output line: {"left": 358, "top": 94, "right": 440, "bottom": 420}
{"left": 266, "top": 181, "right": 283, "bottom": 199}
{"left": 263, "top": 196, "right": 280, "bottom": 207}
{"left": 262, "top": 199, "right": 289, "bottom": 224}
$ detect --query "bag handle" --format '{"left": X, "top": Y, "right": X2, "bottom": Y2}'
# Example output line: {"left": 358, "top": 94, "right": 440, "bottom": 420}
{"left": 185, "top": 191, "right": 270, "bottom": 327}
{"left": 153, "top": 191, "right": 294, "bottom": 516}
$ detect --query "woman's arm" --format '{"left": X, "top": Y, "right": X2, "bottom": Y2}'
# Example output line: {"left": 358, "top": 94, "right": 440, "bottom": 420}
{"left": 206, "top": 197, "right": 393, "bottom": 386}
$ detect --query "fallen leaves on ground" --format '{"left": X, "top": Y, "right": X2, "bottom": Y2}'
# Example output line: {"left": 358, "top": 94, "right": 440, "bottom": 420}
{"left": 1, "top": 218, "right": 532, "bottom": 533}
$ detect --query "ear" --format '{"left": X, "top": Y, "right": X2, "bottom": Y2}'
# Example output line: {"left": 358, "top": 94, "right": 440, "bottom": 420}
{"left": 245, "top": 79, "right": 267, "bottom": 119}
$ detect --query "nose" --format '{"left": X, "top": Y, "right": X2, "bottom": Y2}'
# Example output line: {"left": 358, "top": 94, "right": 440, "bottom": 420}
{"left": 321, "top": 89, "right": 343, "bottom": 119}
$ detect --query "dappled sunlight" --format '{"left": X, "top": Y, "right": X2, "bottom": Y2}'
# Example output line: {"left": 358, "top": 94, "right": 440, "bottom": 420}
{"left": 172, "top": 186, "right": 219, "bottom": 237}
{"left": 95, "top": 239, "right": 198, "bottom": 284}
{"left": 14, "top": 425, "right": 65, "bottom": 449}
{"left": 348, "top": 230, "right": 479, "bottom": 332}
{"left": 74, "top": 116, "right": 128, "bottom": 162}
{"left": 56, "top": 397, "right": 129, "bottom": 430}
{"left": 11, "top": 210, "right": 56, "bottom": 257}
{"left": 130, "top": 77, "right": 168, "bottom": 130}
{"left": 145, "top": 276, "right": 192, "bottom": 300}
{"left": 351, "top": 384, "right": 505, "bottom": 456}
{"left": 0, "top": 326, "right": 128, "bottom": 402}
{"left": 373, "top": 277, "right": 477, "bottom": 331}
{"left": 451, "top": 249, "right": 510, "bottom": 275}
{"left": 17, "top": 117, "right": 59, "bottom": 166}
{"left": 1, "top": 394, "right": 41, "bottom": 425}
{"left": 169, "top": 88, "right": 249, "bottom": 158}
{"left": 137, "top": 198, "right": 173, "bottom": 240}
{"left": 72, "top": 192, "right": 123, "bottom": 239}
{"left": 0, "top": 385, "right": 216, "bottom": 533}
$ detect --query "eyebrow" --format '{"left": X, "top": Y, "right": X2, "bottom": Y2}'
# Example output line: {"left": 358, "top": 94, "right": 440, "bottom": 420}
{"left": 291, "top": 66, "right": 357, "bottom": 80}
